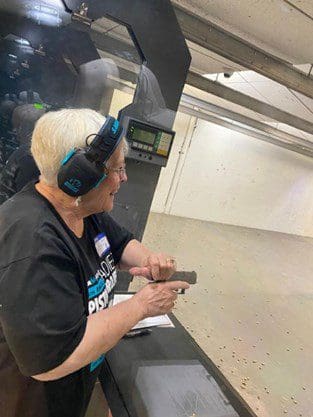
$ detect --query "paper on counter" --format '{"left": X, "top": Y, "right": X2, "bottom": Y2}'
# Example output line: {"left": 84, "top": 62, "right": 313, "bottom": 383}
{"left": 113, "top": 293, "right": 174, "bottom": 330}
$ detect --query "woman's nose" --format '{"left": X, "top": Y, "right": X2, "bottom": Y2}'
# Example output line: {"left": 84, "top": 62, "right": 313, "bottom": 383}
{"left": 120, "top": 170, "right": 127, "bottom": 183}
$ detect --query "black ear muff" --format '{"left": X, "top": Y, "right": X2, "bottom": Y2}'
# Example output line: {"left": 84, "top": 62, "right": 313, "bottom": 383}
{"left": 57, "top": 116, "right": 123, "bottom": 197}
{"left": 58, "top": 149, "right": 107, "bottom": 196}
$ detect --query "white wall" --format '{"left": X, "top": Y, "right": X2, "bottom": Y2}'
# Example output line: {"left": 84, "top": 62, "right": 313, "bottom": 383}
{"left": 109, "top": 88, "right": 313, "bottom": 237}
{"left": 150, "top": 111, "right": 196, "bottom": 213}
{"left": 152, "top": 118, "right": 313, "bottom": 237}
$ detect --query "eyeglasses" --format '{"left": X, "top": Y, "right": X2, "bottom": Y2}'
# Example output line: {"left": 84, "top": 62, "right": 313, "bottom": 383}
{"left": 108, "top": 166, "right": 127, "bottom": 177}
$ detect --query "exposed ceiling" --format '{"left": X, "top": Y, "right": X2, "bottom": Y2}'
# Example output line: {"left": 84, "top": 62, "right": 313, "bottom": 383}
{"left": 169, "top": 0, "right": 313, "bottom": 146}
{"left": 172, "top": 0, "right": 313, "bottom": 64}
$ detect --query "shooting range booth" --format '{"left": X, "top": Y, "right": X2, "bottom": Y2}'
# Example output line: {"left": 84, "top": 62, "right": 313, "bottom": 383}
{"left": 0, "top": 1, "right": 257, "bottom": 416}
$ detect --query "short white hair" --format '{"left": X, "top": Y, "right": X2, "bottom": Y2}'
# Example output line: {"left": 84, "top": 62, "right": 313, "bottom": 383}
{"left": 31, "top": 108, "right": 127, "bottom": 186}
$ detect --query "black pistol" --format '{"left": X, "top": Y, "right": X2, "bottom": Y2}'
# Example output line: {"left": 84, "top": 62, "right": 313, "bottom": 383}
{"left": 152, "top": 271, "right": 197, "bottom": 294}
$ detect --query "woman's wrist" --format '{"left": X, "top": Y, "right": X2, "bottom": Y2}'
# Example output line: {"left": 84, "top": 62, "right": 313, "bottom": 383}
{"left": 129, "top": 292, "right": 147, "bottom": 320}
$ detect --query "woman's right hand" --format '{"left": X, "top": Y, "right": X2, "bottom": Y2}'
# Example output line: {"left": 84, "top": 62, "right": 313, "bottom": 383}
{"left": 132, "top": 281, "right": 190, "bottom": 319}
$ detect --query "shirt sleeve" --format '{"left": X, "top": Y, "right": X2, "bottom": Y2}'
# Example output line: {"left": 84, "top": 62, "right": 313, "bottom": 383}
{"left": 94, "top": 213, "right": 134, "bottom": 264}
{"left": 0, "top": 232, "right": 87, "bottom": 377}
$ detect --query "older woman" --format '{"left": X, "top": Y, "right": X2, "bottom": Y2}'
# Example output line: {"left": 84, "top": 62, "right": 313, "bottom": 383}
{"left": 0, "top": 108, "right": 188, "bottom": 417}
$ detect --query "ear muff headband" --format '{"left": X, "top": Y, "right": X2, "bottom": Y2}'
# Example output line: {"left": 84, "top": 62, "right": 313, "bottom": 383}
{"left": 57, "top": 116, "right": 124, "bottom": 197}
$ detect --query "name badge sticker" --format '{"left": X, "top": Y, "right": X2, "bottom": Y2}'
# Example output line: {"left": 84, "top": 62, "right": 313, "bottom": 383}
{"left": 94, "top": 233, "right": 110, "bottom": 257}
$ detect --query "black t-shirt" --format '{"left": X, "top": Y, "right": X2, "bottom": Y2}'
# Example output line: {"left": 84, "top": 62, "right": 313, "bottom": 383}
{"left": 0, "top": 183, "right": 134, "bottom": 417}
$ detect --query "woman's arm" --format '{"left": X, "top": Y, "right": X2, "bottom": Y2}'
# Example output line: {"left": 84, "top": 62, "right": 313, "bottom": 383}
{"left": 33, "top": 296, "right": 144, "bottom": 381}
{"left": 33, "top": 279, "right": 188, "bottom": 381}
{"left": 118, "top": 239, "right": 151, "bottom": 270}
{"left": 119, "top": 239, "right": 177, "bottom": 281}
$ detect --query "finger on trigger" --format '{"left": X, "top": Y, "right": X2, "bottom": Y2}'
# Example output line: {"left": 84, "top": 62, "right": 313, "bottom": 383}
{"left": 165, "top": 280, "right": 189, "bottom": 291}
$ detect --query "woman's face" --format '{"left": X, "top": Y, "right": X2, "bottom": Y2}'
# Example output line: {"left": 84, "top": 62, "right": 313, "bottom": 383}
{"left": 83, "top": 144, "right": 127, "bottom": 213}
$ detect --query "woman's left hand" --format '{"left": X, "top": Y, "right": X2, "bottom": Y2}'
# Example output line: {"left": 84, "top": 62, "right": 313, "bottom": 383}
{"left": 128, "top": 253, "right": 177, "bottom": 281}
